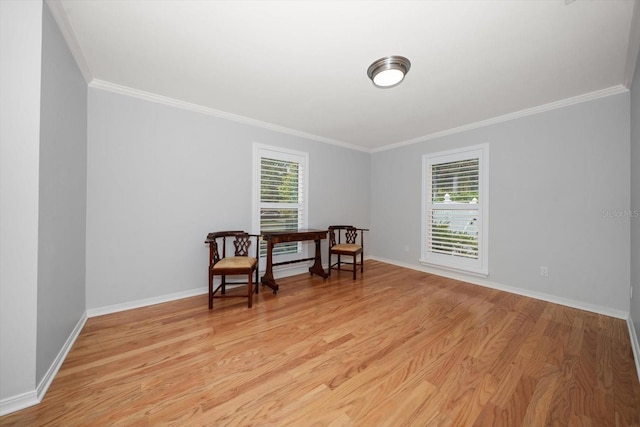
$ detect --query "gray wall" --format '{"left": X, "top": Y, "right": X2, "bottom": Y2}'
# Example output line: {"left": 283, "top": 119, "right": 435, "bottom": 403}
{"left": 631, "top": 51, "right": 640, "bottom": 343}
{"left": 1, "top": 0, "right": 637, "bottom": 411}
{"left": 0, "top": 0, "right": 42, "bottom": 402}
{"left": 86, "top": 88, "right": 370, "bottom": 309}
{"left": 371, "top": 93, "right": 631, "bottom": 314}
{"left": 36, "top": 3, "right": 87, "bottom": 383}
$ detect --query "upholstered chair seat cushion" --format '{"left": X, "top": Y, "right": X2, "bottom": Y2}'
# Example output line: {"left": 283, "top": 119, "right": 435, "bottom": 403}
{"left": 213, "top": 256, "right": 257, "bottom": 271}
{"left": 331, "top": 243, "right": 362, "bottom": 254}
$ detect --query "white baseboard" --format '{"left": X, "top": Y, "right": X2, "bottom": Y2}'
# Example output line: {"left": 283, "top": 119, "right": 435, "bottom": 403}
{"left": 0, "top": 313, "right": 87, "bottom": 416}
{"left": 36, "top": 313, "right": 87, "bottom": 401}
{"left": 369, "top": 256, "right": 630, "bottom": 320}
{"left": 87, "top": 287, "right": 208, "bottom": 318}
{"left": 87, "top": 256, "right": 378, "bottom": 319}
{"left": 87, "top": 263, "right": 316, "bottom": 318}
{"left": 628, "top": 318, "right": 640, "bottom": 384}
{"left": 0, "top": 390, "right": 38, "bottom": 417}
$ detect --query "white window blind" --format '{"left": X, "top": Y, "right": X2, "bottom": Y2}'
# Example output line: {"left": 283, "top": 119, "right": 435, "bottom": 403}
{"left": 421, "top": 145, "right": 488, "bottom": 276}
{"left": 429, "top": 158, "right": 479, "bottom": 259}
{"left": 253, "top": 145, "right": 308, "bottom": 258}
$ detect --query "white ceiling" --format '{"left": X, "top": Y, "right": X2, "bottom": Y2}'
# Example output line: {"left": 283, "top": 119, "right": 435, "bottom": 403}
{"left": 51, "top": 0, "right": 638, "bottom": 151}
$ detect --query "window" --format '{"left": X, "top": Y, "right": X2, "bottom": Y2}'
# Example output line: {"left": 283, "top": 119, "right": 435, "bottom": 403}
{"left": 253, "top": 144, "right": 308, "bottom": 258}
{"left": 421, "top": 144, "right": 488, "bottom": 276}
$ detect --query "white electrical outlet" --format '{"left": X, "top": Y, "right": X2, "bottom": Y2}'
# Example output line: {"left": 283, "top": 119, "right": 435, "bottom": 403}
{"left": 540, "top": 266, "right": 549, "bottom": 277}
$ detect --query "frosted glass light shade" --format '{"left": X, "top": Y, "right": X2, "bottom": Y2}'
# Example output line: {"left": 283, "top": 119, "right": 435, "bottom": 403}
{"left": 373, "top": 69, "right": 405, "bottom": 87}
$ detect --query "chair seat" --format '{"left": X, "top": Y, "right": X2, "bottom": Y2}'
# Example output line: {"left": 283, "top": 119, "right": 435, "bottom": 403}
{"left": 212, "top": 256, "right": 257, "bottom": 273}
{"left": 331, "top": 243, "right": 362, "bottom": 255}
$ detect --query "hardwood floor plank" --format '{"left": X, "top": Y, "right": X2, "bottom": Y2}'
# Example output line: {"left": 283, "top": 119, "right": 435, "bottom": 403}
{"left": 442, "top": 371, "right": 499, "bottom": 426}
{"left": 1, "top": 260, "right": 639, "bottom": 426}
{"left": 497, "top": 373, "right": 539, "bottom": 426}
{"left": 612, "top": 326, "right": 640, "bottom": 426}
{"left": 522, "top": 365, "right": 561, "bottom": 426}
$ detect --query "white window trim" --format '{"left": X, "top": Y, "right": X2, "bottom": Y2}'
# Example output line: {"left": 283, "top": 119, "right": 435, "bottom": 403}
{"left": 420, "top": 143, "right": 489, "bottom": 277}
{"left": 252, "top": 143, "right": 309, "bottom": 262}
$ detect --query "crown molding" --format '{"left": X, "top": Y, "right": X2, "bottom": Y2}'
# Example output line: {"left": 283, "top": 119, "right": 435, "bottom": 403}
{"left": 88, "top": 79, "right": 370, "bottom": 153}
{"left": 43, "top": 0, "right": 635, "bottom": 154}
{"left": 88, "top": 78, "right": 628, "bottom": 156}
{"left": 44, "top": 0, "right": 92, "bottom": 84}
{"left": 372, "top": 85, "right": 629, "bottom": 153}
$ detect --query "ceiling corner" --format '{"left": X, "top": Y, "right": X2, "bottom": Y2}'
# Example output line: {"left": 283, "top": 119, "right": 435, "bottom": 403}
{"left": 624, "top": 0, "right": 640, "bottom": 88}
{"left": 45, "top": 0, "right": 93, "bottom": 84}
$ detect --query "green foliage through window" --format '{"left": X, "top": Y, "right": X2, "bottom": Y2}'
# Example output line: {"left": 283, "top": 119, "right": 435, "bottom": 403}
{"left": 259, "top": 156, "right": 304, "bottom": 256}
{"left": 431, "top": 159, "right": 479, "bottom": 203}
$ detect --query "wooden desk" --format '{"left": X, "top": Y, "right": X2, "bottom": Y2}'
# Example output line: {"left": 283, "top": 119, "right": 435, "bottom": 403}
{"left": 261, "top": 229, "right": 328, "bottom": 293}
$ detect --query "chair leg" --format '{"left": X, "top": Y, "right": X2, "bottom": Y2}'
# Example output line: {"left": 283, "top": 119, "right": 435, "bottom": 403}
{"left": 255, "top": 267, "right": 259, "bottom": 294}
{"left": 247, "top": 273, "right": 253, "bottom": 308}
{"left": 209, "top": 267, "right": 213, "bottom": 309}
{"left": 352, "top": 255, "right": 356, "bottom": 280}
{"left": 361, "top": 252, "right": 364, "bottom": 274}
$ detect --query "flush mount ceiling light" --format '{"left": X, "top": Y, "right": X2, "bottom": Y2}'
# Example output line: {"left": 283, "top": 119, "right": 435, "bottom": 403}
{"left": 367, "top": 55, "right": 411, "bottom": 88}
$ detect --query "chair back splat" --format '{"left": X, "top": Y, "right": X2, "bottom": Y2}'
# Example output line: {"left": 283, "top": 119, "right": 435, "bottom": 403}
{"left": 328, "top": 225, "right": 369, "bottom": 280}
{"left": 205, "top": 231, "right": 260, "bottom": 309}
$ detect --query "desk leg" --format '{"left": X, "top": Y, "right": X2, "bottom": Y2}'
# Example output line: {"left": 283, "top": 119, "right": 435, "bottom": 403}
{"left": 309, "top": 238, "right": 328, "bottom": 279}
{"left": 261, "top": 239, "right": 279, "bottom": 293}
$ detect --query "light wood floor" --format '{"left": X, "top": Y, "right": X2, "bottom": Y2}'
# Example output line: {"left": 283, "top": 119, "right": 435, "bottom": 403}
{"left": 2, "top": 260, "right": 640, "bottom": 426}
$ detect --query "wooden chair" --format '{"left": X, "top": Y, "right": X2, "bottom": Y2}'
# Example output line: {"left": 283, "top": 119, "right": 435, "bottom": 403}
{"left": 205, "top": 231, "right": 260, "bottom": 309}
{"left": 328, "top": 225, "right": 369, "bottom": 279}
